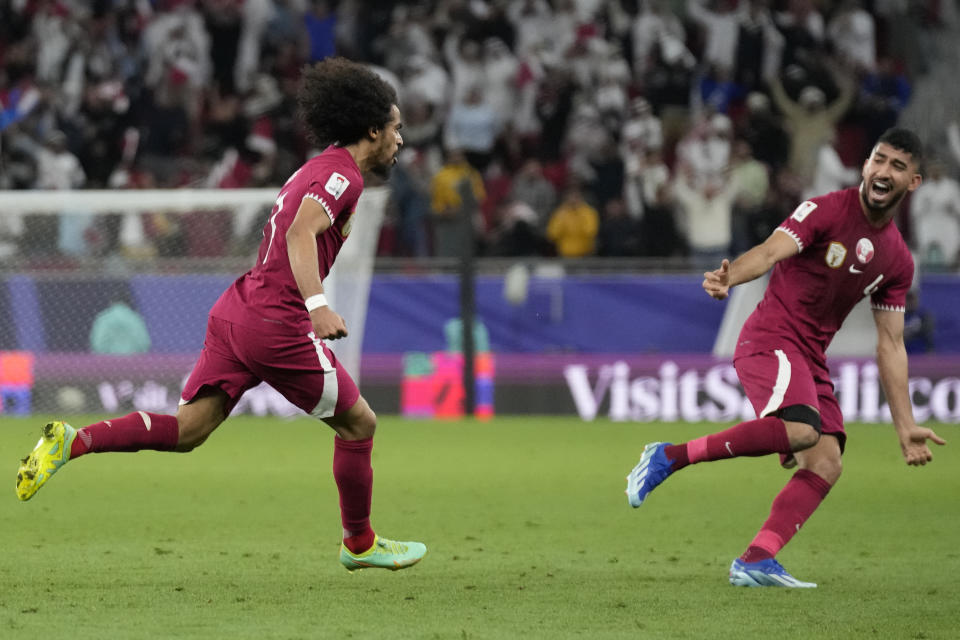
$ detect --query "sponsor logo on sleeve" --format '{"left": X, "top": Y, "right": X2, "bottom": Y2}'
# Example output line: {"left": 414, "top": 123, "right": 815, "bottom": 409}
{"left": 790, "top": 200, "right": 817, "bottom": 222}
{"left": 324, "top": 172, "right": 350, "bottom": 200}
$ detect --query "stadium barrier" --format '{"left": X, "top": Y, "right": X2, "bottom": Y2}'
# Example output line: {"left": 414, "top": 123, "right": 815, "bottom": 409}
{"left": 14, "top": 351, "right": 960, "bottom": 423}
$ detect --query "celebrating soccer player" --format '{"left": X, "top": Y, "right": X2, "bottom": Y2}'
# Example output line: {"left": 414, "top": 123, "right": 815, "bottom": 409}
{"left": 16, "top": 58, "right": 426, "bottom": 572}
{"left": 626, "top": 128, "right": 946, "bottom": 588}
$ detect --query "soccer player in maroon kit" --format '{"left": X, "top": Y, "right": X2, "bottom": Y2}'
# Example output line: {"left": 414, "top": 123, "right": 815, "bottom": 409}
{"left": 16, "top": 58, "right": 427, "bottom": 572}
{"left": 626, "top": 128, "right": 946, "bottom": 587}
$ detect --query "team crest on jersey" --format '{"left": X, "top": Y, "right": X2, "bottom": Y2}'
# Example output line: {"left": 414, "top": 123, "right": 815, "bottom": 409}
{"left": 325, "top": 172, "right": 350, "bottom": 200}
{"left": 825, "top": 242, "right": 847, "bottom": 268}
{"left": 856, "top": 238, "right": 875, "bottom": 264}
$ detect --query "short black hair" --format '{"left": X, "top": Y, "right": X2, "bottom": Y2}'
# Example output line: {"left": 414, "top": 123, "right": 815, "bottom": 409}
{"left": 876, "top": 127, "right": 923, "bottom": 168}
{"left": 297, "top": 57, "right": 398, "bottom": 148}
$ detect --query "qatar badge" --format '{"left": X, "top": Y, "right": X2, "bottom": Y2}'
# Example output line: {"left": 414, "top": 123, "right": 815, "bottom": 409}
{"left": 856, "top": 238, "right": 875, "bottom": 264}
{"left": 324, "top": 172, "right": 350, "bottom": 200}
{"left": 825, "top": 241, "right": 847, "bottom": 268}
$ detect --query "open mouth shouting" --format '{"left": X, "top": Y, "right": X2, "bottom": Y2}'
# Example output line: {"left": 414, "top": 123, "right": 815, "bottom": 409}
{"left": 864, "top": 178, "right": 895, "bottom": 208}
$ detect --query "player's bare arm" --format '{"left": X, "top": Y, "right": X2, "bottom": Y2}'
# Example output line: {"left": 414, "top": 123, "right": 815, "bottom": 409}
{"left": 287, "top": 197, "right": 348, "bottom": 340}
{"left": 703, "top": 229, "right": 799, "bottom": 300}
{"left": 873, "top": 308, "right": 946, "bottom": 465}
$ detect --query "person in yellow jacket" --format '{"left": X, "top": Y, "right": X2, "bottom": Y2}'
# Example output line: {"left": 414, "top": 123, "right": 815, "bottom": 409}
{"left": 429, "top": 149, "right": 486, "bottom": 256}
{"left": 546, "top": 184, "right": 600, "bottom": 257}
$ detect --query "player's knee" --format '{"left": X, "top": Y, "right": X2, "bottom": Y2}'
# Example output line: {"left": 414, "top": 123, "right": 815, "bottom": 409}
{"left": 348, "top": 406, "right": 377, "bottom": 440}
{"left": 334, "top": 404, "right": 376, "bottom": 441}
{"left": 800, "top": 452, "right": 842, "bottom": 486}
{"left": 780, "top": 404, "right": 822, "bottom": 451}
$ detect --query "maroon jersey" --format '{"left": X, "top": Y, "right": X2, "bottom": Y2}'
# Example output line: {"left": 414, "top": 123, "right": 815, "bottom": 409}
{"left": 736, "top": 187, "right": 914, "bottom": 363}
{"left": 210, "top": 146, "right": 364, "bottom": 334}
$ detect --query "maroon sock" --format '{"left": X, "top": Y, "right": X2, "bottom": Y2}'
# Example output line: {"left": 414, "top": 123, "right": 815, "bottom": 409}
{"left": 333, "top": 436, "right": 375, "bottom": 554}
{"left": 70, "top": 411, "right": 179, "bottom": 457}
{"left": 664, "top": 416, "right": 792, "bottom": 471}
{"left": 740, "top": 469, "right": 833, "bottom": 561}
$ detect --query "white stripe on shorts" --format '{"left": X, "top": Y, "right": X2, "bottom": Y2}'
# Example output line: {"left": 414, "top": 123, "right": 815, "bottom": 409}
{"left": 307, "top": 331, "right": 339, "bottom": 419}
{"left": 759, "top": 349, "right": 791, "bottom": 417}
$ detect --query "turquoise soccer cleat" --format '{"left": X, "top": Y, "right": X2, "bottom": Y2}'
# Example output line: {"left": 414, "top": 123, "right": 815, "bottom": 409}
{"left": 339, "top": 535, "right": 427, "bottom": 572}
{"left": 625, "top": 442, "right": 674, "bottom": 508}
{"left": 16, "top": 421, "right": 77, "bottom": 501}
{"left": 729, "top": 558, "right": 817, "bottom": 588}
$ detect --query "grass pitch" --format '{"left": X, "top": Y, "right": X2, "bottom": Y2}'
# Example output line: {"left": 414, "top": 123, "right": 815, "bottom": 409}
{"left": 1, "top": 415, "right": 957, "bottom": 639}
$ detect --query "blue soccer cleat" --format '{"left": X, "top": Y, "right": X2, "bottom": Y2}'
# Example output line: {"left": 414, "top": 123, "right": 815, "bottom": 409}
{"left": 625, "top": 442, "right": 674, "bottom": 508}
{"left": 729, "top": 558, "right": 817, "bottom": 588}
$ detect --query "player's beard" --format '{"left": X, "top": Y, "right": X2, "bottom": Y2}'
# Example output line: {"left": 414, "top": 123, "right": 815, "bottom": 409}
{"left": 370, "top": 150, "right": 398, "bottom": 180}
{"left": 859, "top": 181, "right": 906, "bottom": 217}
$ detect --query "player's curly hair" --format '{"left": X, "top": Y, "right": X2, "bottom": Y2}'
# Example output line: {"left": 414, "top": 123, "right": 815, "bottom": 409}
{"left": 297, "top": 57, "right": 398, "bottom": 148}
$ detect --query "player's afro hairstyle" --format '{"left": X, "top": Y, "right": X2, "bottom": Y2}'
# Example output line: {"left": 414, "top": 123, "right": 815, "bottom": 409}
{"left": 297, "top": 57, "right": 398, "bottom": 148}
{"left": 877, "top": 127, "right": 923, "bottom": 168}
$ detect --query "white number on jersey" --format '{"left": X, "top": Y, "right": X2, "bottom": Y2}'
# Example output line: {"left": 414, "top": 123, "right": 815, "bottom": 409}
{"left": 863, "top": 274, "right": 884, "bottom": 296}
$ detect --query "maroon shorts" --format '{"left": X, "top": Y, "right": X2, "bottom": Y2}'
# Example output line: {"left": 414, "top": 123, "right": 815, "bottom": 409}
{"left": 181, "top": 316, "right": 360, "bottom": 418}
{"left": 734, "top": 348, "right": 846, "bottom": 457}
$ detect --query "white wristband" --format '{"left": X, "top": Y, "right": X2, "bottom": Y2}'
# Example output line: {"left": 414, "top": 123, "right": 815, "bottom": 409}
{"left": 304, "top": 294, "right": 328, "bottom": 312}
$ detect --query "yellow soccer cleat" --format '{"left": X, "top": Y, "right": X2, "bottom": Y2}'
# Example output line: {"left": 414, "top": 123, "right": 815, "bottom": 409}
{"left": 16, "top": 421, "right": 77, "bottom": 501}
{"left": 339, "top": 535, "right": 427, "bottom": 572}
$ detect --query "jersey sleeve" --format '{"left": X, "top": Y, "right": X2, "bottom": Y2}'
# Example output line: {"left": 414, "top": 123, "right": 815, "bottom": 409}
{"left": 871, "top": 246, "right": 914, "bottom": 312}
{"left": 303, "top": 166, "right": 360, "bottom": 224}
{"left": 775, "top": 196, "right": 830, "bottom": 253}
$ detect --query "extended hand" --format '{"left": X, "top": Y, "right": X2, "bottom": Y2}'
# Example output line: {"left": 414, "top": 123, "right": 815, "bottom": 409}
{"left": 900, "top": 426, "right": 946, "bottom": 466}
{"left": 310, "top": 306, "right": 348, "bottom": 340}
{"left": 703, "top": 259, "right": 731, "bottom": 300}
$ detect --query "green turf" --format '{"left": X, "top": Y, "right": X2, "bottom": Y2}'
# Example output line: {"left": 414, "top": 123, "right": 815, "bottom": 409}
{"left": 1, "top": 415, "right": 957, "bottom": 639}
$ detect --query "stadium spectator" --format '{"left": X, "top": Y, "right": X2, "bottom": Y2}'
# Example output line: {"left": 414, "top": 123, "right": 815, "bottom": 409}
{"left": 16, "top": 58, "right": 427, "bottom": 574}
{"left": 597, "top": 197, "right": 640, "bottom": 256}
{"left": 487, "top": 197, "right": 547, "bottom": 257}
{"left": 509, "top": 158, "right": 558, "bottom": 231}
{"left": 672, "top": 163, "right": 737, "bottom": 270}
{"left": 909, "top": 158, "right": 960, "bottom": 270}
{"left": 387, "top": 149, "right": 432, "bottom": 257}
{"left": 546, "top": 183, "right": 599, "bottom": 257}
{"left": 443, "top": 85, "right": 501, "bottom": 173}
{"left": 0, "top": 0, "right": 956, "bottom": 267}
{"left": 769, "top": 66, "right": 856, "bottom": 187}
{"left": 729, "top": 139, "right": 770, "bottom": 255}
{"left": 737, "top": 91, "right": 790, "bottom": 172}
{"left": 629, "top": 0, "right": 686, "bottom": 76}
{"left": 685, "top": 0, "right": 747, "bottom": 74}
{"left": 856, "top": 56, "right": 912, "bottom": 148}
{"left": 89, "top": 296, "right": 152, "bottom": 355}
{"left": 627, "top": 128, "right": 945, "bottom": 588}
{"left": 732, "top": 0, "right": 784, "bottom": 92}
{"left": 903, "top": 289, "right": 935, "bottom": 354}
{"left": 827, "top": 0, "right": 876, "bottom": 73}
{"left": 429, "top": 148, "right": 486, "bottom": 257}
{"left": 624, "top": 143, "right": 671, "bottom": 222}
{"left": 620, "top": 97, "right": 664, "bottom": 162}
{"left": 774, "top": 0, "right": 826, "bottom": 70}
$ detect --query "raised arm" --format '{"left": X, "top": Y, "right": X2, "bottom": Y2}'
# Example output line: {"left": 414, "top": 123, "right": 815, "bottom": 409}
{"left": 702, "top": 228, "right": 798, "bottom": 300}
{"left": 873, "top": 308, "right": 946, "bottom": 465}
{"left": 286, "top": 197, "right": 348, "bottom": 340}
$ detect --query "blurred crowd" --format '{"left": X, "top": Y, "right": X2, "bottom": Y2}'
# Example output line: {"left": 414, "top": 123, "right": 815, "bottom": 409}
{"left": 2, "top": 0, "right": 960, "bottom": 271}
